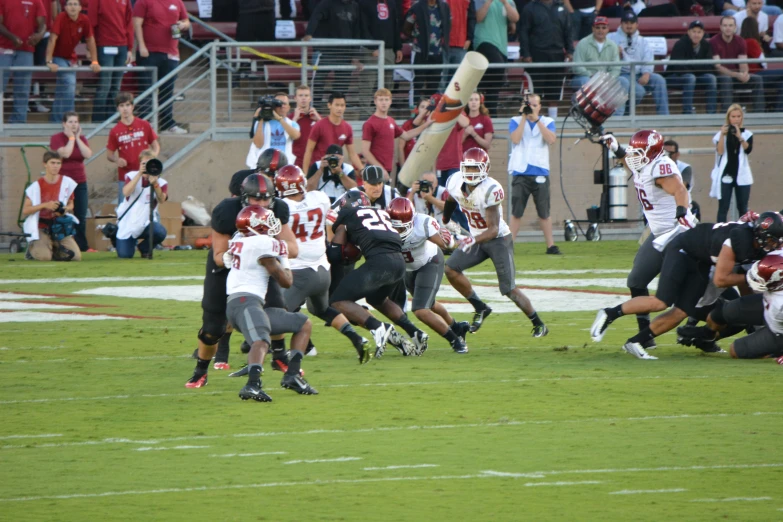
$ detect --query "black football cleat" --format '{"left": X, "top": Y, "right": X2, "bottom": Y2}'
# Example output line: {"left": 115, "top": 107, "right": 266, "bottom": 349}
{"left": 451, "top": 320, "right": 471, "bottom": 339}
{"left": 676, "top": 324, "right": 716, "bottom": 342}
{"left": 281, "top": 374, "right": 319, "bottom": 395}
{"left": 642, "top": 338, "right": 657, "bottom": 350}
{"left": 239, "top": 381, "right": 272, "bottom": 402}
{"left": 355, "top": 337, "right": 372, "bottom": 364}
{"left": 451, "top": 337, "right": 469, "bottom": 354}
{"left": 185, "top": 372, "right": 208, "bottom": 388}
{"left": 470, "top": 307, "right": 493, "bottom": 333}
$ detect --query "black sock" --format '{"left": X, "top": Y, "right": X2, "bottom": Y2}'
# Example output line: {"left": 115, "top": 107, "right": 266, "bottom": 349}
{"left": 305, "top": 339, "right": 316, "bottom": 354}
{"left": 527, "top": 311, "right": 543, "bottom": 327}
{"left": 365, "top": 316, "right": 383, "bottom": 331}
{"left": 636, "top": 314, "right": 650, "bottom": 332}
{"left": 395, "top": 313, "right": 420, "bottom": 338}
{"left": 467, "top": 291, "right": 487, "bottom": 312}
{"left": 628, "top": 328, "right": 655, "bottom": 345}
{"left": 195, "top": 357, "right": 210, "bottom": 373}
{"left": 215, "top": 333, "right": 231, "bottom": 363}
{"left": 606, "top": 305, "right": 625, "bottom": 321}
{"left": 339, "top": 323, "right": 364, "bottom": 345}
{"left": 248, "top": 363, "right": 262, "bottom": 382}
{"left": 443, "top": 329, "right": 459, "bottom": 344}
{"left": 286, "top": 351, "right": 303, "bottom": 376}
{"left": 271, "top": 339, "right": 286, "bottom": 360}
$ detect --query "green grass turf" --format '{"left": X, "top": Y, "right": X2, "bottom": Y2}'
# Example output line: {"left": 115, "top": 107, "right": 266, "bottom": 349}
{"left": 1, "top": 242, "right": 782, "bottom": 521}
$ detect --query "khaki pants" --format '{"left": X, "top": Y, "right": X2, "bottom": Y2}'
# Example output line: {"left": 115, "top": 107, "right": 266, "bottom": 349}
{"left": 28, "top": 234, "right": 82, "bottom": 261}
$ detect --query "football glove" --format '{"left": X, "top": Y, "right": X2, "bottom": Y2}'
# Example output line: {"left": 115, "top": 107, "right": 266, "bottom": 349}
{"left": 222, "top": 251, "right": 234, "bottom": 269}
{"left": 676, "top": 206, "right": 696, "bottom": 229}
{"left": 740, "top": 210, "right": 760, "bottom": 223}
{"left": 600, "top": 134, "right": 619, "bottom": 152}
{"left": 440, "top": 228, "right": 456, "bottom": 249}
{"left": 277, "top": 240, "right": 290, "bottom": 270}
{"left": 458, "top": 236, "right": 476, "bottom": 252}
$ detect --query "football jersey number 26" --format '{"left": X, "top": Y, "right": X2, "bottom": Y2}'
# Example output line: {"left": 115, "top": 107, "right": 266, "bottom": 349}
{"left": 358, "top": 208, "right": 396, "bottom": 232}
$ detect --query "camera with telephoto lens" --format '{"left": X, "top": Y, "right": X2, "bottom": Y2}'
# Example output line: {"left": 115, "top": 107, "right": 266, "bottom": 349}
{"left": 521, "top": 91, "right": 533, "bottom": 116}
{"left": 54, "top": 201, "right": 66, "bottom": 215}
{"left": 258, "top": 95, "right": 283, "bottom": 121}
{"left": 417, "top": 179, "right": 432, "bottom": 195}
{"left": 326, "top": 155, "right": 340, "bottom": 169}
{"left": 145, "top": 158, "right": 163, "bottom": 176}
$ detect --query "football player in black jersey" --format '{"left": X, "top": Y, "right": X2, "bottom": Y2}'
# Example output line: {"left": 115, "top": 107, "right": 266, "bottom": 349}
{"left": 186, "top": 150, "right": 298, "bottom": 388}
{"left": 327, "top": 190, "right": 423, "bottom": 359}
{"left": 590, "top": 212, "right": 783, "bottom": 360}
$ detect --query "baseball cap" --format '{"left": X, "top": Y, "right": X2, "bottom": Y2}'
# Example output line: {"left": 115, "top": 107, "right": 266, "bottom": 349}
{"left": 621, "top": 11, "right": 638, "bottom": 23}
{"left": 689, "top": 20, "right": 705, "bottom": 30}
{"left": 362, "top": 165, "right": 385, "bottom": 185}
{"left": 326, "top": 144, "right": 343, "bottom": 155}
{"left": 593, "top": 16, "right": 609, "bottom": 26}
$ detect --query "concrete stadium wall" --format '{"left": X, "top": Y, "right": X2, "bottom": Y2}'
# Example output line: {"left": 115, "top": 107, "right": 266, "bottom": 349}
{"left": 2, "top": 127, "right": 782, "bottom": 240}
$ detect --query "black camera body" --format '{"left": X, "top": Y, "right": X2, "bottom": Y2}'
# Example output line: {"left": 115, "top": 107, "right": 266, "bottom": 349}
{"left": 729, "top": 125, "right": 739, "bottom": 135}
{"left": 258, "top": 95, "right": 284, "bottom": 121}
{"left": 326, "top": 155, "right": 340, "bottom": 169}
{"left": 417, "top": 179, "right": 432, "bottom": 194}
{"left": 54, "top": 201, "right": 66, "bottom": 215}
{"left": 145, "top": 158, "right": 163, "bottom": 176}
{"left": 521, "top": 90, "right": 533, "bottom": 116}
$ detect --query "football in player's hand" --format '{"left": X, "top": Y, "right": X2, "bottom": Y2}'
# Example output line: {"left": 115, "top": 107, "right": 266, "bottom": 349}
{"left": 342, "top": 242, "right": 362, "bottom": 264}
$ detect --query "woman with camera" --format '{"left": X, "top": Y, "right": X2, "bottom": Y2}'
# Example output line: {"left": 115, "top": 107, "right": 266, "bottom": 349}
{"left": 710, "top": 104, "right": 753, "bottom": 223}
{"left": 462, "top": 92, "right": 494, "bottom": 153}
{"left": 50, "top": 111, "right": 93, "bottom": 252}
{"left": 115, "top": 150, "right": 168, "bottom": 259}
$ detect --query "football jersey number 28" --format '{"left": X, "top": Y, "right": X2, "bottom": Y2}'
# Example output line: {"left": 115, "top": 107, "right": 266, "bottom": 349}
{"left": 357, "top": 208, "right": 396, "bottom": 232}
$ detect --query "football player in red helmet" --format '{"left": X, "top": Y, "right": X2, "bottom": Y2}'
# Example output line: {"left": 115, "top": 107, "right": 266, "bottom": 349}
{"left": 234, "top": 205, "right": 282, "bottom": 237}
{"left": 274, "top": 165, "right": 306, "bottom": 197}
{"left": 459, "top": 147, "right": 490, "bottom": 185}
{"left": 676, "top": 253, "right": 783, "bottom": 360}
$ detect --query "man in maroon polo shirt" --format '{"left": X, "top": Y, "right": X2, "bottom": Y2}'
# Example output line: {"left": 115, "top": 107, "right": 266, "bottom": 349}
{"left": 361, "top": 88, "right": 430, "bottom": 184}
{"left": 133, "top": 0, "right": 189, "bottom": 133}
{"left": 301, "top": 91, "right": 363, "bottom": 173}
{"left": 45, "top": 0, "right": 100, "bottom": 122}
{"left": 106, "top": 91, "right": 161, "bottom": 202}
{"left": 289, "top": 84, "right": 322, "bottom": 169}
{"left": 0, "top": 0, "right": 46, "bottom": 123}
{"left": 711, "top": 15, "right": 764, "bottom": 111}
{"left": 89, "top": 0, "right": 134, "bottom": 121}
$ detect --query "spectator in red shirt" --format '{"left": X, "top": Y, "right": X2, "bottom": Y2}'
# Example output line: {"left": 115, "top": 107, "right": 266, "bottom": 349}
{"left": 0, "top": 0, "right": 46, "bottom": 123}
{"left": 740, "top": 16, "right": 783, "bottom": 111}
{"left": 133, "top": 0, "right": 190, "bottom": 133}
{"left": 462, "top": 92, "right": 493, "bottom": 152}
{"left": 22, "top": 151, "right": 81, "bottom": 261}
{"left": 711, "top": 16, "right": 764, "bottom": 112}
{"left": 49, "top": 111, "right": 93, "bottom": 251}
{"left": 289, "top": 84, "right": 322, "bottom": 169}
{"left": 361, "top": 88, "right": 430, "bottom": 183}
{"left": 45, "top": 0, "right": 99, "bottom": 122}
{"left": 89, "top": 0, "right": 134, "bottom": 122}
{"left": 107, "top": 91, "right": 161, "bottom": 201}
{"left": 441, "top": 0, "right": 475, "bottom": 87}
{"left": 302, "top": 91, "right": 363, "bottom": 173}
{"left": 397, "top": 97, "right": 431, "bottom": 170}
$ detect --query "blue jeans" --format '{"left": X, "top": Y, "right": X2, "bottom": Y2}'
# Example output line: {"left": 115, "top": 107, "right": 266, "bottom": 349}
{"left": 0, "top": 51, "right": 33, "bottom": 123}
{"left": 72, "top": 181, "right": 89, "bottom": 251}
{"left": 619, "top": 72, "right": 670, "bottom": 115}
{"left": 50, "top": 57, "right": 76, "bottom": 123}
{"left": 116, "top": 221, "right": 167, "bottom": 258}
{"left": 717, "top": 74, "right": 764, "bottom": 112}
{"left": 441, "top": 47, "right": 466, "bottom": 89}
{"left": 93, "top": 46, "right": 128, "bottom": 122}
{"left": 136, "top": 52, "right": 179, "bottom": 130}
{"left": 667, "top": 73, "right": 717, "bottom": 114}
{"left": 569, "top": 10, "right": 595, "bottom": 42}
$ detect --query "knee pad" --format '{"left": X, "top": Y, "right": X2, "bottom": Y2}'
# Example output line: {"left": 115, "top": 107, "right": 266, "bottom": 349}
{"left": 320, "top": 306, "right": 341, "bottom": 327}
{"left": 629, "top": 287, "right": 649, "bottom": 299}
{"left": 198, "top": 311, "right": 227, "bottom": 345}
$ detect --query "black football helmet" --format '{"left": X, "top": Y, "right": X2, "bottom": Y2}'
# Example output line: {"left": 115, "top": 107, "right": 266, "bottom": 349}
{"left": 753, "top": 212, "right": 783, "bottom": 253}
{"left": 331, "top": 190, "right": 371, "bottom": 210}
{"left": 256, "top": 149, "right": 288, "bottom": 177}
{"left": 241, "top": 173, "right": 274, "bottom": 207}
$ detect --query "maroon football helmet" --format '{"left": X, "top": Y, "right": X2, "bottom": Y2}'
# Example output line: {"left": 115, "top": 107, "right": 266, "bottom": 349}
{"left": 625, "top": 130, "right": 664, "bottom": 173}
{"left": 747, "top": 253, "right": 783, "bottom": 292}
{"left": 460, "top": 147, "right": 490, "bottom": 185}
{"left": 235, "top": 205, "right": 281, "bottom": 237}
{"left": 275, "top": 165, "right": 306, "bottom": 197}
{"left": 387, "top": 197, "right": 415, "bottom": 239}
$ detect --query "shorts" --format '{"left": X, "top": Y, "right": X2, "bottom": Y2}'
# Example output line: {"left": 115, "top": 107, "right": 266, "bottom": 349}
{"left": 733, "top": 326, "right": 783, "bottom": 359}
{"left": 388, "top": 280, "right": 409, "bottom": 310}
{"left": 284, "top": 266, "right": 331, "bottom": 317}
{"left": 226, "top": 293, "right": 271, "bottom": 345}
{"left": 329, "top": 252, "right": 406, "bottom": 308}
{"left": 627, "top": 232, "right": 664, "bottom": 290}
{"left": 405, "top": 249, "right": 445, "bottom": 311}
{"left": 446, "top": 234, "right": 516, "bottom": 295}
{"left": 511, "top": 175, "right": 550, "bottom": 219}
{"left": 654, "top": 240, "right": 710, "bottom": 317}
{"left": 266, "top": 307, "right": 309, "bottom": 336}
{"left": 264, "top": 278, "right": 287, "bottom": 310}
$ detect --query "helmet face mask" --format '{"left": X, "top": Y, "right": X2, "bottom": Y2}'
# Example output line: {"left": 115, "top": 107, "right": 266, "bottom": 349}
{"left": 460, "top": 147, "right": 490, "bottom": 185}
{"left": 387, "top": 197, "right": 415, "bottom": 240}
{"left": 236, "top": 205, "right": 281, "bottom": 237}
{"left": 625, "top": 130, "right": 664, "bottom": 173}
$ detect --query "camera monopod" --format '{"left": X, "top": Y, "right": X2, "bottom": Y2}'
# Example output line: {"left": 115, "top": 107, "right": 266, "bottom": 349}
{"left": 145, "top": 158, "right": 164, "bottom": 260}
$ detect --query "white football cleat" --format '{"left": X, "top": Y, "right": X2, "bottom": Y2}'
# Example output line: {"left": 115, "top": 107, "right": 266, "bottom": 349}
{"left": 590, "top": 309, "right": 612, "bottom": 342}
{"left": 622, "top": 341, "right": 658, "bottom": 360}
{"left": 371, "top": 323, "right": 393, "bottom": 359}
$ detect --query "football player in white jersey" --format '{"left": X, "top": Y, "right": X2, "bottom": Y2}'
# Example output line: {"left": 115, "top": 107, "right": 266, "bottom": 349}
{"left": 388, "top": 197, "right": 471, "bottom": 354}
{"left": 225, "top": 205, "right": 318, "bottom": 402}
{"left": 443, "top": 148, "right": 549, "bottom": 337}
{"left": 275, "top": 165, "right": 371, "bottom": 362}
{"left": 600, "top": 130, "right": 696, "bottom": 348}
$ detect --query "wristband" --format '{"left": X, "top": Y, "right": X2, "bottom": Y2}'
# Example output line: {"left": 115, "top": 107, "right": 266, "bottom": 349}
{"left": 46, "top": 60, "right": 53, "bottom": 65}
{"left": 91, "top": 61, "right": 99, "bottom": 65}
{"left": 68, "top": 136, "right": 76, "bottom": 141}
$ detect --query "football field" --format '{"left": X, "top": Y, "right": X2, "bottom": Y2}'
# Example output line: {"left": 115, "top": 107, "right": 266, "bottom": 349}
{"left": 1, "top": 242, "right": 781, "bottom": 522}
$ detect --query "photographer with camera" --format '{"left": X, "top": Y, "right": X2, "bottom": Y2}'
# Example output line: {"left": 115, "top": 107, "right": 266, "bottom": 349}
{"left": 306, "top": 144, "right": 358, "bottom": 203}
{"left": 711, "top": 104, "right": 754, "bottom": 223}
{"left": 115, "top": 150, "right": 168, "bottom": 259}
{"left": 22, "top": 151, "right": 81, "bottom": 262}
{"left": 406, "top": 172, "right": 447, "bottom": 225}
{"left": 246, "top": 93, "right": 301, "bottom": 169}
{"left": 508, "top": 92, "right": 560, "bottom": 255}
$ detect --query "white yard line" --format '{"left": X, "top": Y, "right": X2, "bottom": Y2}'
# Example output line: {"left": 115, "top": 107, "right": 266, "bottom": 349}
{"left": 0, "top": 434, "right": 62, "bottom": 440}
{"left": 363, "top": 464, "right": 439, "bottom": 471}
{"left": 691, "top": 497, "right": 772, "bottom": 502}
{"left": 609, "top": 488, "right": 687, "bottom": 495}
{"left": 0, "top": 276, "right": 202, "bottom": 284}
{"left": 210, "top": 452, "right": 287, "bottom": 458}
{"left": 135, "top": 446, "right": 210, "bottom": 452}
{"left": 283, "top": 457, "right": 362, "bottom": 465}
